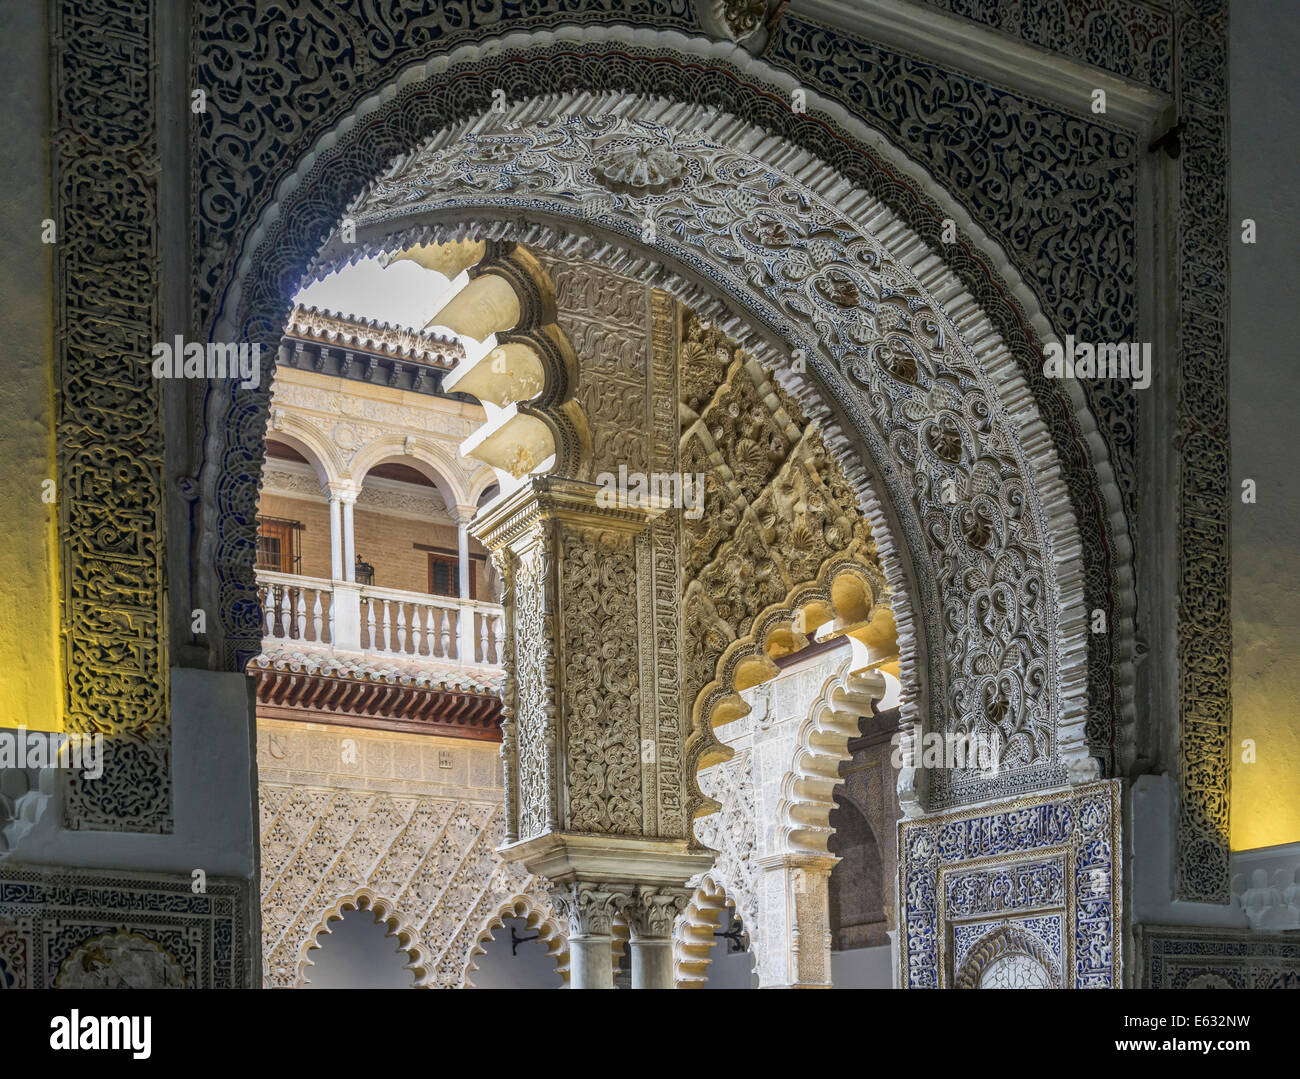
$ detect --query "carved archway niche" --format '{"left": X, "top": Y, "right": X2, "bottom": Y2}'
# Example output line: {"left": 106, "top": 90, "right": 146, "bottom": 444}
{"left": 461, "top": 895, "right": 570, "bottom": 988}
{"left": 217, "top": 87, "right": 1116, "bottom": 824}
{"left": 297, "top": 891, "right": 426, "bottom": 989}
{"left": 673, "top": 873, "right": 751, "bottom": 989}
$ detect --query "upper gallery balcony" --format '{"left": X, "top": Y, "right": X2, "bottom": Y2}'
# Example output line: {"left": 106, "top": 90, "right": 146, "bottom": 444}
{"left": 254, "top": 567, "right": 503, "bottom": 668}
{"left": 253, "top": 307, "right": 503, "bottom": 681}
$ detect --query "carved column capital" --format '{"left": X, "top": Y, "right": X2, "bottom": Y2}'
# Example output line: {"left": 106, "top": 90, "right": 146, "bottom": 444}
{"left": 549, "top": 881, "right": 632, "bottom": 940}
{"left": 328, "top": 480, "right": 360, "bottom": 505}
{"left": 623, "top": 885, "right": 691, "bottom": 941}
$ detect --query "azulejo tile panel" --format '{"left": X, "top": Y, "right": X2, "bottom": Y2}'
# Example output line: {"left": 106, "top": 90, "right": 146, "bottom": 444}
{"left": 899, "top": 780, "right": 1121, "bottom": 988}
{"left": 0, "top": 864, "right": 251, "bottom": 989}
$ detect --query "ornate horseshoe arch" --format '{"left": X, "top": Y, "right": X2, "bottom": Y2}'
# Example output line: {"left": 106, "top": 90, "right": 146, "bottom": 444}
{"left": 205, "top": 51, "right": 1132, "bottom": 814}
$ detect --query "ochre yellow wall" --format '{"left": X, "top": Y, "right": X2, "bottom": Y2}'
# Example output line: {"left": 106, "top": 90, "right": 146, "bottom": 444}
{"left": 1231, "top": 700, "right": 1300, "bottom": 851}
{"left": 0, "top": 6, "right": 61, "bottom": 734}
{"left": 1228, "top": 11, "right": 1300, "bottom": 852}
{"left": 0, "top": 359, "right": 61, "bottom": 733}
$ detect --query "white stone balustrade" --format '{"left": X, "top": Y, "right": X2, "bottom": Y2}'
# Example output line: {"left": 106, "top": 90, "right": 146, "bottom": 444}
{"left": 255, "top": 570, "right": 502, "bottom": 667}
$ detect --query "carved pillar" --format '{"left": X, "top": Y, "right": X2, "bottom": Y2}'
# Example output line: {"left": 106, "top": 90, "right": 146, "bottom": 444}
{"left": 328, "top": 490, "right": 344, "bottom": 581}
{"left": 340, "top": 486, "right": 357, "bottom": 583}
{"left": 473, "top": 477, "right": 713, "bottom": 987}
{"left": 625, "top": 886, "right": 690, "bottom": 990}
{"left": 757, "top": 853, "right": 838, "bottom": 989}
{"left": 328, "top": 483, "right": 361, "bottom": 649}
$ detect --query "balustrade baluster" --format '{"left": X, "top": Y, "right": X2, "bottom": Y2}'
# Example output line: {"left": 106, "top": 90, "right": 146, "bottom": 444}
{"left": 295, "top": 589, "right": 307, "bottom": 639}
{"left": 312, "top": 591, "right": 324, "bottom": 642}
{"left": 412, "top": 604, "right": 424, "bottom": 657}
{"left": 478, "top": 611, "right": 489, "bottom": 665}
{"left": 396, "top": 603, "right": 407, "bottom": 654}
{"left": 279, "top": 587, "right": 291, "bottom": 640}
{"left": 263, "top": 586, "right": 274, "bottom": 636}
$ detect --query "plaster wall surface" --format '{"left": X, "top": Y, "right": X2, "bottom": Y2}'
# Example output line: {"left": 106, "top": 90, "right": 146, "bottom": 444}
{"left": 0, "top": 1, "right": 59, "bottom": 732}
{"left": 1229, "top": 0, "right": 1300, "bottom": 851}
{"left": 832, "top": 945, "right": 893, "bottom": 989}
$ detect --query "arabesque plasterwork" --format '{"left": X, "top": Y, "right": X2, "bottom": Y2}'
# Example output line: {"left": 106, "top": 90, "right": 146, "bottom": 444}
{"left": 258, "top": 720, "right": 561, "bottom": 988}
{"left": 40, "top": 0, "right": 1232, "bottom": 988}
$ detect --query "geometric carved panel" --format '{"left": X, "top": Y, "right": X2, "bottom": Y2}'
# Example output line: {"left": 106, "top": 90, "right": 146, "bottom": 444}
{"left": 0, "top": 864, "right": 250, "bottom": 988}
{"left": 1139, "top": 925, "right": 1300, "bottom": 990}
{"left": 258, "top": 721, "right": 559, "bottom": 988}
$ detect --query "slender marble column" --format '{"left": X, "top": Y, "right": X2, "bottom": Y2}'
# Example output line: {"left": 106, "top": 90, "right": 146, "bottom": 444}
{"left": 328, "top": 493, "right": 343, "bottom": 581}
{"left": 626, "top": 886, "right": 689, "bottom": 990}
{"left": 341, "top": 489, "right": 357, "bottom": 583}
{"left": 455, "top": 505, "right": 476, "bottom": 661}
{"left": 551, "top": 882, "right": 625, "bottom": 990}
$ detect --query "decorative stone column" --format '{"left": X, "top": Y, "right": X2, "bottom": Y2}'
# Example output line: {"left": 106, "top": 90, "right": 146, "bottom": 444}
{"left": 625, "top": 886, "right": 690, "bottom": 990}
{"left": 473, "top": 476, "right": 714, "bottom": 987}
{"left": 455, "top": 504, "right": 477, "bottom": 662}
{"left": 340, "top": 486, "right": 358, "bottom": 583}
{"left": 757, "top": 853, "right": 838, "bottom": 988}
{"left": 327, "top": 488, "right": 344, "bottom": 582}
{"left": 550, "top": 881, "right": 626, "bottom": 990}
{"left": 328, "top": 482, "right": 361, "bottom": 650}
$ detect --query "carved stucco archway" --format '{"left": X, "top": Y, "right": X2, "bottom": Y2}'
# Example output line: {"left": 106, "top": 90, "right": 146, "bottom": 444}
{"left": 461, "top": 895, "right": 570, "bottom": 988}
{"left": 691, "top": 641, "right": 888, "bottom": 988}
{"left": 297, "top": 890, "right": 427, "bottom": 988}
{"left": 207, "top": 74, "right": 1129, "bottom": 815}
{"left": 673, "top": 872, "right": 750, "bottom": 989}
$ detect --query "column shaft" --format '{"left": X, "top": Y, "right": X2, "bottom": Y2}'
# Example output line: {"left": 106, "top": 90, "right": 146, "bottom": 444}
{"left": 342, "top": 497, "right": 356, "bottom": 583}
{"left": 328, "top": 495, "right": 343, "bottom": 581}
{"left": 629, "top": 939, "right": 674, "bottom": 990}
{"left": 568, "top": 936, "right": 616, "bottom": 990}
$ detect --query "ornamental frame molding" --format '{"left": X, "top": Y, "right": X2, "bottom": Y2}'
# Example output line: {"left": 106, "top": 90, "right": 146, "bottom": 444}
{"left": 0, "top": 862, "right": 253, "bottom": 989}
{"left": 1137, "top": 924, "right": 1300, "bottom": 990}
{"left": 213, "top": 81, "right": 1108, "bottom": 818}
{"left": 898, "top": 779, "right": 1123, "bottom": 989}
{"left": 51, "top": 0, "right": 171, "bottom": 833}
{"left": 35, "top": 0, "right": 1222, "bottom": 899}
{"left": 186, "top": 1, "right": 1226, "bottom": 897}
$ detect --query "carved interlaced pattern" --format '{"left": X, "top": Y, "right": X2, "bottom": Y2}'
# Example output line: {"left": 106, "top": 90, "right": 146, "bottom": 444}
{"left": 260, "top": 780, "right": 555, "bottom": 989}
{"left": 560, "top": 529, "right": 643, "bottom": 834}
{"left": 513, "top": 540, "right": 551, "bottom": 841}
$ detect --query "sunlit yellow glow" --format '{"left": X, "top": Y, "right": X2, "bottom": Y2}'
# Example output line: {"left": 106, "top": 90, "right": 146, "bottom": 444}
{"left": 0, "top": 336, "right": 62, "bottom": 732}
{"left": 1231, "top": 713, "right": 1300, "bottom": 850}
